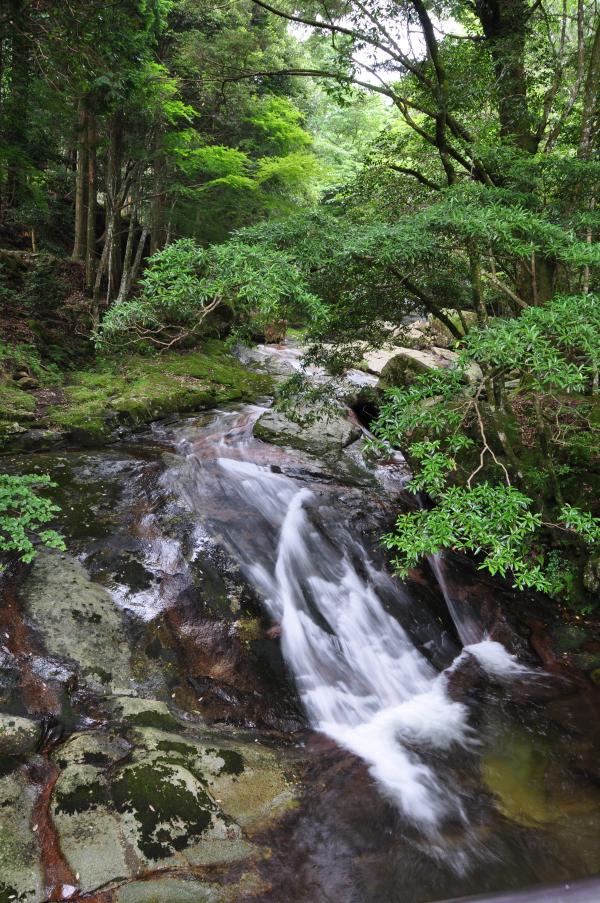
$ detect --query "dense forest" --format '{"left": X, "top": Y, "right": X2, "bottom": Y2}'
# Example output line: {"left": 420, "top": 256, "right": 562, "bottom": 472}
{"left": 2, "top": 0, "right": 600, "bottom": 604}
{"left": 2, "top": 3, "right": 600, "bottom": 900}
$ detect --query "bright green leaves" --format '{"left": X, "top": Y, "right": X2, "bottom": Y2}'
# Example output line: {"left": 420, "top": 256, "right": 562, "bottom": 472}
{"left": 97, "top": 237, "right": 324, "bottom": 351}
{"left": 0, "top": 474, "right": 65, "bottom": 568}
{"left": 463, "top": 294, "right": 600, "bottom": 392}
{"left": 382, "top": 483, "right": 547, "bottom": 590}
{"left": 368, "top": 294, "right": 600, "bottom": 594}
{"left": 245, "top": 96, "right": 312, "bottom": 157}
{"left": 383, "top": 485, "right": 600, "bottom": 593}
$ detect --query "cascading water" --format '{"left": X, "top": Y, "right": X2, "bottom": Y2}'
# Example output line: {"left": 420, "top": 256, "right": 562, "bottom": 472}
{"left": 163, "top": 400, "right": 528, "bottom": 841}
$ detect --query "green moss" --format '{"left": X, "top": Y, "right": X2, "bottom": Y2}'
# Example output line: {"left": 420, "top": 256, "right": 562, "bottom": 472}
{"left": 127, "top": 711, "right": 181, "bottom": 732}
{"left": 0, "top": 883, "right": 23, "bottom": 903}
{"left": 46, "top": 341, "right": 272, "bottom": 445}
{"left": 156, "top": 739, "right": 198, "bottom": 757}
{"left": 211, "top": 748, "right": 245, "bottom": 776}
{"left": 54, "top": 778, "right": 108, "bottom": 815}
{"left": 0, "top": 379, "right": 38, "bottom": 449}
{"left": 111, "top": 763, "right": 212, "bottom": 860}
{"left": 89, "top": 667, "right": 112, "bottom": 684}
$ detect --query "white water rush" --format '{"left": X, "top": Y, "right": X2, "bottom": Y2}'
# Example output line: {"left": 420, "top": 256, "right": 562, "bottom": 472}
{"left": 165, "top": 403, "right": 527, "bottom": 836}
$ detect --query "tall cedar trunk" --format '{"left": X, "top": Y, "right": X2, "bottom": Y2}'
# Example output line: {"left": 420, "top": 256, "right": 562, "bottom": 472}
{"left": 151, "top": 147, "right": 167, "bottom": 254}
{"left": 580, "top": 16, "right": 600, "bottom": 159}
{"left": 106, "top": 112, "right": 124, "bottom": 294}
{"left": 85, "top": 115, "right": 98, "bottom": 292}
{"left": 72, "top": 103, "right": 88, "bottom": 260}
{"left": 475, "top": 0, "right": 537, "bottom": 153}
{"left": 3, "top": 0, "right": 30, "bottom": 213}
{"left": 476, "top": 0, "right": 555, "bottom": 303}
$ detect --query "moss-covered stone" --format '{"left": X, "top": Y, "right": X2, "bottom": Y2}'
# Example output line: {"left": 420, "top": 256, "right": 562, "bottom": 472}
{"left": 0, "top": 714, "right": 40, "bottom": 757}
{"left": 111, "top": 761, "right": 213, "bottom": 860}
{"left": 48, "top": 342, "right": 273, "bottom": 446}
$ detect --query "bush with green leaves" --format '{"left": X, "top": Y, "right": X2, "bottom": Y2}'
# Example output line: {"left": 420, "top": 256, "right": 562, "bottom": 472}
{"left": 370, "top": 293, "right": 600, "bottom": 597}
{"left": 97, "top": 238, "right": 324, "bottom": 351}
{"left": 0, "top": 474, "right": 65, "bottom": 569}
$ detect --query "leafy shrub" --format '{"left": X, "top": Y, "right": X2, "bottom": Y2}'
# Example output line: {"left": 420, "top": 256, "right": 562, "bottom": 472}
{"left": 0, "top": 474, "right": 65, "bottom": 568}
{"left": 371, "top": 293, "right": 600, "bottom": 594}
{"left": 97, "top": 238, "right": 323, "bottom": 351}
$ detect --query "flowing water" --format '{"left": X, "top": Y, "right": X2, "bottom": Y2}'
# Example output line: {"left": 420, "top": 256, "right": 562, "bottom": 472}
{"left": 3, "top": 342, "right": 600, "bottom": 901}
{"left": 156, "top": 350, "right": 600, "bottom": 897}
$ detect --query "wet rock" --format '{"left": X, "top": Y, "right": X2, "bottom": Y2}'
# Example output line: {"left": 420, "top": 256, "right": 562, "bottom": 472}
{"left": 254, "top": 407, "right": 361, "bottom": 457}
{"left": 0, "top": 713, "right": 41, "bottom": 757}
{"left": 20, "top": 550, "right": 132, "bottom": 692}
{"left": 377, "top": 347, "right": 481, "bottom": 390}
{"left": 583, "top": 554, "right": 600, "bottom": 594}
{"left": 0, "top": 767, "right": 43, "bottom": 902}
{"left": 117, "top": 878, "right": 224, "bottom": 903}
{"left": 110, "top": 696, "right": 182, "bottom": 733}
{"left": 2, "top": 427, "right": 66, "bottom": 453}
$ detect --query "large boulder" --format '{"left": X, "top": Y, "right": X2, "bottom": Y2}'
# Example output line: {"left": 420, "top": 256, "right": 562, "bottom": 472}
{"left": 377, "top": 347, "right": 481, "bottom": 390}
{"left": 50, "top": 717, "right": 298, "bottom": 893}
{"left": 21, "top": 550, "right": 133, "bottom": 692}
{"left": 254, "top": 406, "right": 361, "bottom": 457}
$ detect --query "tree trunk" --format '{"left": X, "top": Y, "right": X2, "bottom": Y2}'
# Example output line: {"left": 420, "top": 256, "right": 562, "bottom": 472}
{"left": 3, "top": 0, "right": 30, "bottom": 212}
{"left": 85, "top": 115, "right": 98, "bottom": 292}
{"left": 72, "top": 103, "right": 88, "bottom": 260}
{"left": 475, "top": 0, "right": 538, "bottom": 153}
{"left": 151, "top": 147, "right": 167, "bottom": 254}
{"left": 106, "top": 112, "right": 124, "bottom": 294}
{"left": 116, "top": 207, "right": 137, "bottom": 305}
{"left": 580, "top": 16, "right": 600, "bottom": 159}
{"left": 130, "top": 225, "right": 149, "bottom": 287}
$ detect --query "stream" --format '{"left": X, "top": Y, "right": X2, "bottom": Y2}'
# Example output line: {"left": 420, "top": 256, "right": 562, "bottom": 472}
{"left": 1, "top": 342, "right": 600, "bottom": 902}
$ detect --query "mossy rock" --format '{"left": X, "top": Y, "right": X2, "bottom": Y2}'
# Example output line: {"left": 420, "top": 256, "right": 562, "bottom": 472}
{"left": 254, "top": 406, "right": 361, "bottom": 457}
{"left": 0, "top": 714, "right": 41, "bottom": 757}
{"left": 47, "top": 341, "right": 273, "bottom": 446}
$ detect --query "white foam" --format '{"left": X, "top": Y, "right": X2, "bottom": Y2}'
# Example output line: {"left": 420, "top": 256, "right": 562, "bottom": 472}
{"left": 463, "top": 638, "right": 530, "bottom": 677}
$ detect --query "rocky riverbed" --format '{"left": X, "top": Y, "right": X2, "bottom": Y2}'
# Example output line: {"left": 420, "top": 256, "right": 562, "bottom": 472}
{"left": 1, "top": 342, "right": 600, "bottom": 903}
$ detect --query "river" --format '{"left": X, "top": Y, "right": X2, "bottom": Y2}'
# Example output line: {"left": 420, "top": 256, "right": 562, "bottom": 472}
{"left": 1, "top": 342, "right": 600, "bottom": 902}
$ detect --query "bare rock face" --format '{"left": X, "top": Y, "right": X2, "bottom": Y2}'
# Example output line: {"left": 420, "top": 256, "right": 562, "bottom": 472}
{"left": 377, "top": 347, "right": 482, "bottom": 390}
{"left": 254, "top": 406, "right": 361, "bottom": 457}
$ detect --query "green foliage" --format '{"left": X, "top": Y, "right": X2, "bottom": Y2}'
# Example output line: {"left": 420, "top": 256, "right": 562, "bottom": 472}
{"left": 382, "top": 484, "right": 547, "bottom": 590}
{"left": 367, "top": 291, "right": 600, "bottom": 595}
{"left": 98, "top": 238, "right": 323, "bottom": 351}
{"left": 463, "top": 294, "right": 600, "bottom": 391}
{"left": 0, "top": 474, "right": 65, "bottom": 567}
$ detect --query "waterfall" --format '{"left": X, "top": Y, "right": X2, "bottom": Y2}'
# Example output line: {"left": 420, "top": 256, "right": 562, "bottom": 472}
{"left": 164, "top": 405, "right": 528, "bottom": 837}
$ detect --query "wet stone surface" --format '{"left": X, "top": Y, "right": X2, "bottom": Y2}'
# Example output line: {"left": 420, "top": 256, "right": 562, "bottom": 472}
{"left": 0, "top": 433, "right": 308, "bottom": 902}
{"left": 1, "top": 376, "right": 600, "bottom": 902}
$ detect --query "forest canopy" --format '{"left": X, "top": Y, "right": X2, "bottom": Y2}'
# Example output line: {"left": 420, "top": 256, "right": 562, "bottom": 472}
{"left": 2, "top": 0, "right": 600, "bottom": 603}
